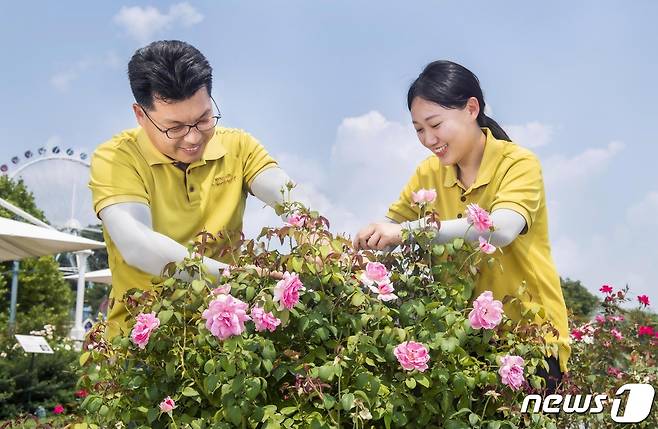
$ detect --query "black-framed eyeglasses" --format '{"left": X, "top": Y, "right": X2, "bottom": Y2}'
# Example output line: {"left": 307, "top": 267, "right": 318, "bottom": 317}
{"left": 139, "top": 96, "right": 222, "bottom": 139}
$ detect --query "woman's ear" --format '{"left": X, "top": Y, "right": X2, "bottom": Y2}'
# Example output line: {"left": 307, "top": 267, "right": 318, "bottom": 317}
{"left": 466, "top": 97, "right": 481, "bottom": 119}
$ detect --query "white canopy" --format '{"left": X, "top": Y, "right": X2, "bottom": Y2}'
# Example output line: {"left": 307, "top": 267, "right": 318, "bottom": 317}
{"left": 0, "top": 217, "right": 105, "bottom": 260}
{"left": 65, "top": 268, "right": 112, "bottom": 284}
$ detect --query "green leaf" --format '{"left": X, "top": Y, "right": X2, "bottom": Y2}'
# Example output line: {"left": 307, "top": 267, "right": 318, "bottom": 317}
{"left": 246, "top": 286, "right": 256, "bottom": 301}
{"left": 405, "top": 378, "right": 417, "bottom": 389}
{"left": 158, "top": 309, "right": 173, "bottom": 325}
{"left": 453, "top": 238, "right": 464, "bottom": 250}
{"left": 351, "top": 293, "right": 365, "bottom": 307}
{"left": 323, "top": 394, "right": 336, "bottom": 410}
{"left": 191, "top": 279, "right": 205, "bottom": 294}
{"left": 79, "top": 351, "right": 90, "bottom": 366}
{"left": 318, "top": 365, "right": 334, "bottom": 382}
{"left": 416, "top": 375, "right": 431, "bottom": 388}
{"left": 262, "top": 359, "right": 273, "bottom": 373}
{"left": 147, "top": 408, "right": 159, "bottom": 424}
{"left": 468, "top": 413, "right": 479, "bottom": 426}
{"left": 182, "top": 386, "right": 199, "bottom": 397}
{"left": 171, "top": 288, "right": 187, "bottom": 301}
{"left": 166, "top": 361, "right": 176, "bottom": 378}
{"left": 204, "top": 359, "right": 215, "bottom": 374}
{"left": 341, "top": 393, "right": 355, "bottom": 411}
{"left": 281, "top": 406, "right": 297, "bottom": 415}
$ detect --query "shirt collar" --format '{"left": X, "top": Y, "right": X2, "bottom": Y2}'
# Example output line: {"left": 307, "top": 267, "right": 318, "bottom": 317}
{"left": 137, "top": 127, "right": 227, "bottom": 166}
{"left": 442, "top": 127, "right": 504, "bottom": 190}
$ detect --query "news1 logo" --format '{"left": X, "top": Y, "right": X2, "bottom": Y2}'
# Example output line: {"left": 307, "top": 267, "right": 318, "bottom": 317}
{"left": 521, "top": 383, "right": 655, "bottom": 423}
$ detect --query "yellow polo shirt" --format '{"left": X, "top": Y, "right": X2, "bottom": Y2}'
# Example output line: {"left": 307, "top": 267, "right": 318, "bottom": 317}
{"left": 387, "top": 128, "right": 570, "bottom": 371}
{"left": 89, "top": 127, "right": 277, "bottom": 338}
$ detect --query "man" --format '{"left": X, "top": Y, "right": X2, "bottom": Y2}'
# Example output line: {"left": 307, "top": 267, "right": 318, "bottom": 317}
{"left": 89, "top": 40, "right": 292, "bottom": 338}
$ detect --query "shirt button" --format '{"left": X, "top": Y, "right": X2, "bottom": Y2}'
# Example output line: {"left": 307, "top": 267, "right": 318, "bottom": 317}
{"left": 460, "top": 196, "right": 466, "bottom": 202}
{"left": 457, "top": 213, "right": 463, "bottom": 218}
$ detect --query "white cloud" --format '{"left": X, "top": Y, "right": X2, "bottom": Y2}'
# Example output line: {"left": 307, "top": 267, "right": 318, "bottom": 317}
{"left": 50, "top": 53, "right": 121, "bottom": 92}
{"left": 543, "top": 141, "right": 624, "bottom": 189}
{"left": 505, "top": 121, "right": 553, "bottom": 148}
{"left": 626, "top": 191, "right": 658, "bottom": 228}
{"left": 113, "top": 3, "right": 204, "bottom": 43}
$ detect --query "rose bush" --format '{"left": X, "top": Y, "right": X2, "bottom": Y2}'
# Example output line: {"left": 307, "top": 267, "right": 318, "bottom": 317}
{"left": 77, "top": 197, "right": 562, "bottom": 428}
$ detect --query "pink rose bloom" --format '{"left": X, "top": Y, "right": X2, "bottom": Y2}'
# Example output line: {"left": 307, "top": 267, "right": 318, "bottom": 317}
{"left": 411, "top": 188, "right": 437, "bottom": 204}
{"left": 468, "top": 291, "right": 504, "bottom": 330}
{"left": 638, "top": 325, "right": 654, "bottom": 336}
{"left": 478, "top": 237, "right": 496, "bottom": 254}
{"left": 159, "top": 396, "right": 176, "bottom": 413}
{"left": 130, "top": 312, "right": 161, "bottom": 350}
{"left": 610, "top": 328, "right": 623, "bottom": 341}
{"left": 211, "top": 284, "right": 231, "bottom": 295}
{"left": 594, "top": 314, "right": 606, "bottom": 324}
{"left": 273, "top": 272, "right": 305, "bottom": 310}
{"left": 571, "top": 328, "right": 584, "bottom": 341}
{"left": 286, "top": 213, "right": 306, "bottom": 228}
{"left": 638, "top": 295, "right": 650, "bottom": 306}
{"left": 222, "top": 267, "right": 231, "bottom": 278}
{"left": 607, "top": 366, "right": 623, "bottom": 379}
{"left": 394, "top": 341, "right": 430, "bottom": 372}
{"left": 599, "top": 284, "right": 613, "bottom": 294}
{"left": 53, "top": 404, "right": 64, "bottom": 415}
{"left": 368, "top": 280, "right": 398, "bottom": 302}
{"left": 608, "top": 315, "right": 624, "bottom": 322}
{"left": 466, "top": 204, "right": 493, "bottom": 233}
{"left": 251, "top": 306, "right": 281, "bottom": 332}
{"left": 498, "top": 355, "right": 525, "bottom": 391}
{"left": 360, "top": 262, "right": 389, "bottom": 286}
{"left": 202, "top": 294, "right": 250, "bottom": 340}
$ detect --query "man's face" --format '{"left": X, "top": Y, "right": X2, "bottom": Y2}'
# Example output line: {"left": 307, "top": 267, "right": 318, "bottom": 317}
{"left": 133, "top": 88, "right": 215, "bottom": 164}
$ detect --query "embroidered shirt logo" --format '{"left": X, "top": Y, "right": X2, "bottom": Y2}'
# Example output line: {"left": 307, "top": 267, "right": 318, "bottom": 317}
{"left": 213, "top": 174, "right": 236, "bottom": 186}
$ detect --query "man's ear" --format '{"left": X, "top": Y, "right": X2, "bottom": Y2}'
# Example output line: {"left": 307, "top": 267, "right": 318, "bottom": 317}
{"left": 132, "top": 103, "right": 146, "bottom": 127}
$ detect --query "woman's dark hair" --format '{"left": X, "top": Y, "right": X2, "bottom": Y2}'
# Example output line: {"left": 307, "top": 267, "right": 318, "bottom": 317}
{"left": 407, "top": 60, "right": 510, "bottom": 141}
{"left": 128, "top": 40, "right": 213, "bottom": 110}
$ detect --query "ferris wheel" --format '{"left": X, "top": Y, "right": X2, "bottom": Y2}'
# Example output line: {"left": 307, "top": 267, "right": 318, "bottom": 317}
{"left": 1, "top": 144, "right": 98, "bottom": 232}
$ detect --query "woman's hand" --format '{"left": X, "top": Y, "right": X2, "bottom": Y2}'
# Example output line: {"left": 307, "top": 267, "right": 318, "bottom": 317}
{"left": 353, "top": 222, "right": 403, "bottom": 250}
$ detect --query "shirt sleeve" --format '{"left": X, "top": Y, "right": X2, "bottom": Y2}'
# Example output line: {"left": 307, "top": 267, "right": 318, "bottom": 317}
{"left": 240, "top": 132, "right": 278, "bottom": 188}
{"left": 385, "top": 166, "right": 422, "bottom": 223}
{"left": 489, "top": 155, "right": 544, "bottom": 232}
{"left": 89, "top": 142, "right": 150, "bottom": 216}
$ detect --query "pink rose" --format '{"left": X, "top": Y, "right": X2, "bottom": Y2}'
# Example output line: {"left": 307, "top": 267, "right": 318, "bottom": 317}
{"left": 478, "top": 237, "right": 496, "bottom": 254}
{"left": 222, "top": 267, "right": 232, "bottom": 278}
{"left": 211, "top": 284, "right": 231, "bottom": 295}
{"left": 53, "top": 404, "right": 64, "bottom": 415}
{"left": 273, "top": 272, "right": 305, "bottom": 310}
{"left": 607, "top": 366, "right": 623, "bottom": 379}
{"left": 251, "top": 306, "right": 281, "bottom": 332}
{"left": 159, "top": 396, "right": 176, "bottom": 413}
{"left": 202, "top": 294, "right": 250, "bottom": 340}
{"left": 360, "top": 262, "right": 389, "bottom": 285}
{"left": 599, "top": 284, "right": 613, "bottom": 294}
{"left": 638, "top": 325, "right": 654, "bottom": 336}
{"left": 610, "top": 328, "right": 623, "bottom": 341}
{"left": 608, "top": 315, "right": 624, "bottom": 322}
{"left": 394, "top": 341, "right": 430, "bottom": 372}
{"left": 368, "top": 279, "right": 398, "bottom": 302}
{"left": 638, "top": 295, "right": 650, "bottom": 306}
{"left": 286, "top": 214, "right": 306, "bottom": 228}
{"left": 594, "top": 314, "right": 606, "bottom": 324}
{"left": 466, "top": 204, "right": 493, "bottom": 233}
{"left": 411, "top": 188, "right": 437, "bottom": 204}
{"left": 499, "top": 355, "right": 525, "bottom": 390}
{"left": 130, "top": 312, "right": 161, "bottom": 350}
{"left": 468, "top": 291, "right": 503, "bottom": 330}
{"left": 571, "top": 328, "right": 584, "bottom": 341}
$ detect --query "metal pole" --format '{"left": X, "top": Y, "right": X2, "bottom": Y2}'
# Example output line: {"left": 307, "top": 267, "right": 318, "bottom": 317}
{"left": 27, "top": 352, "right": 35, "bottom": 405}
{"left": 69, "top": 250, "right": 92, "bottom": 341}
{"left": 9, "top": 260, "right": 19, "bottom": 333}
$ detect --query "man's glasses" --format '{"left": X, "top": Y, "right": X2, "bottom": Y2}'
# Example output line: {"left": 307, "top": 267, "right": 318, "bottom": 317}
{"left": 139, "top": 96, "right": 222, "bottom": 139}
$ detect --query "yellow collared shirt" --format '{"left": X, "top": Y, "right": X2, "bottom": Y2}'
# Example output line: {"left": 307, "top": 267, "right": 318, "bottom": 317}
{"left": 89, "top": 127, "right": 277, "bottom": 338}
{"left": 387, "top": 128, "right": 571, "bottom": 371}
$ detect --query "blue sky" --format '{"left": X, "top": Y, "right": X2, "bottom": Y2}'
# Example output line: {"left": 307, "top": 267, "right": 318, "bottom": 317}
{"left": 1, "top": 1, "right": 657, "bottom": 301}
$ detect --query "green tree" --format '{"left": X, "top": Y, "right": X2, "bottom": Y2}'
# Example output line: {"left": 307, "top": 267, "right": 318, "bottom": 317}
{"left": 0, "top": 176, "right": 73, "bottom": 336}
{"left": 560, "top": 277, "right": 599, "bottom": 323}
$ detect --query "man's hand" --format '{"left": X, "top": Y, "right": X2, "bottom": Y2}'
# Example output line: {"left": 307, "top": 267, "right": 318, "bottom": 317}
{"left": 353, "top": 222, "right": 403, "bottom": 251}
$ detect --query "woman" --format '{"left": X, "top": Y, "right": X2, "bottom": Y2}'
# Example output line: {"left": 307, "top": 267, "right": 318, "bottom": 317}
{"left": 354, "top": 60, "right": 569, "bottom": 391}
